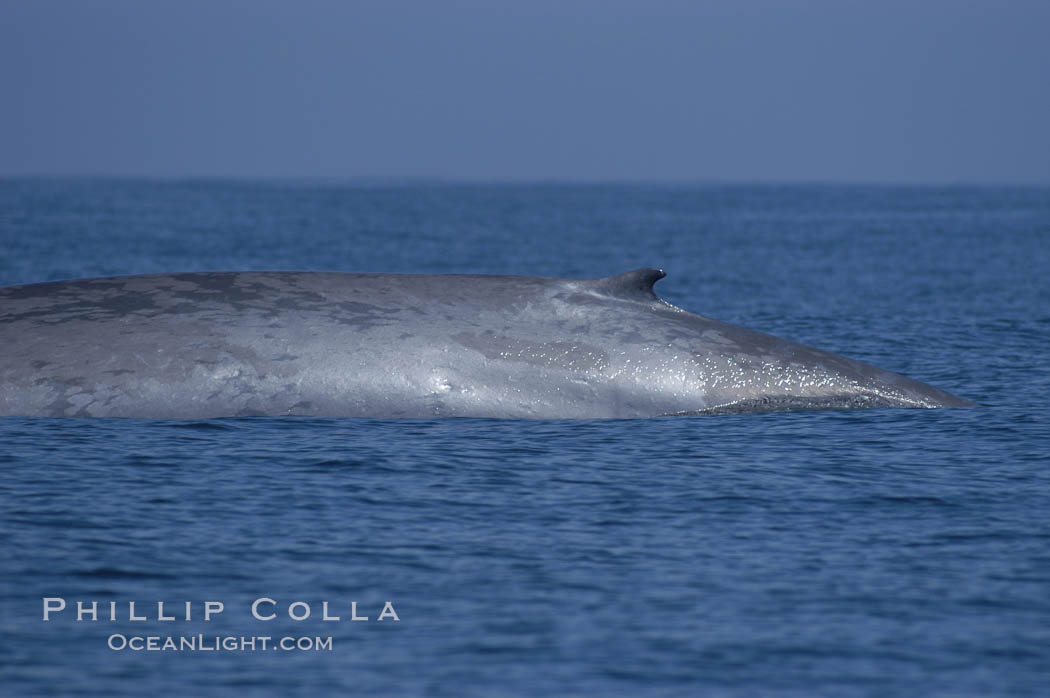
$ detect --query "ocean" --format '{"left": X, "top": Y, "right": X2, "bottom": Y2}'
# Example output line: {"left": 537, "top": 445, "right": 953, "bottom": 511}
{"left": 1, "top": 179, "right": 1048, "bottom": 696}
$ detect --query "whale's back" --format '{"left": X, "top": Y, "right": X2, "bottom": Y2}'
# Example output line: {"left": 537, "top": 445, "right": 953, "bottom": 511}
{"left": 0, "top": 270, "right": 973, "bottom": 418}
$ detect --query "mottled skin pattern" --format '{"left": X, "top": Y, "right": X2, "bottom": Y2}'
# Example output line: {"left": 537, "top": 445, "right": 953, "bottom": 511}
{"left": 0, "top": 268, "right": 972, "bottom": 418}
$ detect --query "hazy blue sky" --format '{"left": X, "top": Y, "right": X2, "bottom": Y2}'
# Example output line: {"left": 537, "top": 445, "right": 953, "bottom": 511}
{"left": 2, "top": 0, "right": 1048, "bottom": 183}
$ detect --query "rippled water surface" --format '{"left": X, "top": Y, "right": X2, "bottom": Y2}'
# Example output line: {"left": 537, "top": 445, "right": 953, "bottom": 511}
{"left": 1, "top": 180, "right": 1048, "bottom": 696}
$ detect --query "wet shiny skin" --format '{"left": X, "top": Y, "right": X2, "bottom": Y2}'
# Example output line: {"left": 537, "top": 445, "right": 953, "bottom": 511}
{"left": 0, "top": 268, "right": 972, "bottom": 418}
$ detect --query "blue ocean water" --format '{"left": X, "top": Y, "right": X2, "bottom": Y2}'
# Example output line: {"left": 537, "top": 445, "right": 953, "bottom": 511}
{"left": 1, "top": 179, "right": 1048, "bottom": 696}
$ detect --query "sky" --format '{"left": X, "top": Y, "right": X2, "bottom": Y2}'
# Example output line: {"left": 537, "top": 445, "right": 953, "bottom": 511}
{"left": 1, "top": 0, "right": 1048, "bottom": 184}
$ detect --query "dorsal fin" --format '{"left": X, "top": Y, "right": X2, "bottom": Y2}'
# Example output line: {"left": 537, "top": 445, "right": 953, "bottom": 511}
{"left": 588, "top": 268, "right": 666, "bottom": 301}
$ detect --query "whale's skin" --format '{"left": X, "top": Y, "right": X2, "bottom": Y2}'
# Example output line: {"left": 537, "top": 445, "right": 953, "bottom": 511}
{"left": 0, "top": 268, "right": 972, "bottom": 419}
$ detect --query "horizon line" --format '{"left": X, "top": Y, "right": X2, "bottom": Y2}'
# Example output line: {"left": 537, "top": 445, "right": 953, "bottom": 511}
{"left": 1, "top": 173, "right": 1048, "bottom": 190}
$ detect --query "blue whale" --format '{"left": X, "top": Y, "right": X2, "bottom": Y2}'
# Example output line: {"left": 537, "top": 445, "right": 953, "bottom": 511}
{"left": 0, "top": 269, "right": 972, "bottom": 418}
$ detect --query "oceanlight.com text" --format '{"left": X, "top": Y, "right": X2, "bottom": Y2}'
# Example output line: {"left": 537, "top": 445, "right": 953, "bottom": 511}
{"left": 107, "top": 634, "right": 333, "bottom": 652}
